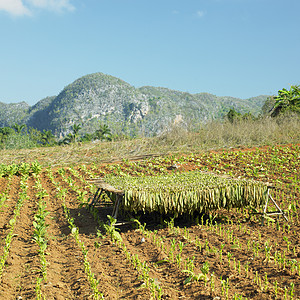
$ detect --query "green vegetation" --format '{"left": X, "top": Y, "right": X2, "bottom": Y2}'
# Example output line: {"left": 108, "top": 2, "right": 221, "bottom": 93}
{"left": 0, "top": 83, "right": 299, "bottom": 170}
{"left": 94, "top": 124, "right": 112, "bottom": 141}
{"left": 33, "top": 175, "right": 49, "bottom": 283}
{"left": 0, "top": 161, "right": 41, "bottom": 177}
{"left": 104, "top": 171, "right": 269, "bottom": 215}
{"left": 0, "top": 72, "right": 269, "bottom": 139}
{"left": 48, "top": 168, "right": 105, "bottom": 299}
{"left": 269, "top": 85, "right": 300, "bottom": 117}
{"left": 0, "top": 112, "right": 299, "bottom": 168}
{"left": 61, "top": 123, "right": 82, "bottom": 144}
{"left": 0, "top": 142, "right": 298, "bottom": 298}
{"left": 40, "top": 130, "right": 56, "bottom": 146}
{"left": 0, "top": 121, "right": 114, "bottom": 149}
{"left": 0, "top": 124, "right": 55, "bottom": 149}
{"left": 226, "top": 108, "right": 255, "bottom": 123}
{"left": 1, "top": 110, "right": 299, "bottom": 154}
{"left": 0, "top": 78, "right": 299, "bottom": 299}
{"left": 0, "top": 174, "right": 29, "bottom": 277}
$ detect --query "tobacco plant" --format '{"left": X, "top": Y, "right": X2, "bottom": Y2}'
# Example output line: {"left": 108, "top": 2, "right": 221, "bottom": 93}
{"left": 0, "top": 174, "right": 29, "bottom": 277}
{"left": 104, "top": 170, "right": 269, "bottom": 215}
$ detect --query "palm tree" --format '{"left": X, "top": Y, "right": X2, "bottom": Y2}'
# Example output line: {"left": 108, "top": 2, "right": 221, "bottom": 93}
{"left": 12, "top": 123, "right": 26, "bottom": 134}
{"left": 62, "top": 133, "right": 74, "bottom": 145}
{"left": 270, "top": 85, "right": 300, "bottom": 117}
{"left": 40, "top": 130, "right": 55, "bottom": 146}
{"left": 95, "top": 124, "right": 112, "bottom": 141}
{"left": 71, "top": 123, "right": 82, "bottom": 143}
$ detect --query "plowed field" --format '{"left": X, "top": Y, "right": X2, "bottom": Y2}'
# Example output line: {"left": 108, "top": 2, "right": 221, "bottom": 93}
{"left": 0, "top": 144, "right": 299, "bottom": 299}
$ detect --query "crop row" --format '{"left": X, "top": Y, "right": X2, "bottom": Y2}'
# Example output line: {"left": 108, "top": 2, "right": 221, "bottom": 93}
{"left": 0, "top": 174, "right": 29, "bottom": 277}
{"left": 0, "top": 161, "right": 42, "bottom": 177}
{"left": 46, "top": 168, "right": 105, "bottom": 299}
{"left": 76, "top": 159, "right": 299, "bottom": 299}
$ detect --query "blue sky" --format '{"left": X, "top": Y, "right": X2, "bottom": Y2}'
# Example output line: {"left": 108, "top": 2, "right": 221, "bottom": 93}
{"left": 0, "top": 0, "right": 299, "bottom": 105}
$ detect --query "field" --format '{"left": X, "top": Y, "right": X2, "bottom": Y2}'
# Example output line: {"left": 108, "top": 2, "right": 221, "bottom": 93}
{"left": 0, "top": 143, "right": 299, "bottom": 299}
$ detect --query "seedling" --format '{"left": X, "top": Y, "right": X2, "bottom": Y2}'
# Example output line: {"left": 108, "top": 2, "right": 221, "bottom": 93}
{"left": 227, "top": 252, "right": 232, "bottom": 267}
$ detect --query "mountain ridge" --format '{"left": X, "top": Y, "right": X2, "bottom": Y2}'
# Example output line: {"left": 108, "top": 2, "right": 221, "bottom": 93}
{"left": 0, "top": 72, "right": 269, "bottom": 136}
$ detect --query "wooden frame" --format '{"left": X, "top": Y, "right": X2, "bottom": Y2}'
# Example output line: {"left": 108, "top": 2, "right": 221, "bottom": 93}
{"left": 262, "top": 186, "right": 288, "bottom": 223}
{"left": 88, "top": 179, "right": 288, "bottom": 225}
{"left": 88, "top": 178, "right": 126, "bottom": 224}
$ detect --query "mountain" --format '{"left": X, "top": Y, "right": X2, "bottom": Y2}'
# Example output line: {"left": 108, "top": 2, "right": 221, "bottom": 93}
{"left": 0, "top": 72, "right": 269, "bottom": 136}
{"left": 0, "top": 101, "right": 30, "bottom": 127}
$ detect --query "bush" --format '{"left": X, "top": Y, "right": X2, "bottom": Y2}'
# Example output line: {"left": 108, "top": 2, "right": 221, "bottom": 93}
{"left": 4, "top": 133, "right": 38, "bottom": 150}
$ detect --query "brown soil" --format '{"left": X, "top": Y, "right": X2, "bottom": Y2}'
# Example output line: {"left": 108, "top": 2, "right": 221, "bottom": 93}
{"left": 0, "top": 144, "right": 299, "bottom": 299}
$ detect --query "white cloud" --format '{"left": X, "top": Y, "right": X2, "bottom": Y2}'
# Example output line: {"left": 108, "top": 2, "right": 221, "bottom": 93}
{"left": 26, "top": 0, "right": 75, "bottom": 13}
{"left": 0, "top": 0, "right": 74, "bottom": 16}
{"left": 196, "top": 10, "right": 206, "bottom": 18}
{"left": 0, "top": 0, "right": 31, "bottom": 16}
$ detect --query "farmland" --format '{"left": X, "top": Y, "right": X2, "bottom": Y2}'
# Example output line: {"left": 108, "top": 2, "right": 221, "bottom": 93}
{"left": 0, "top": 143, "right": 299, "bottom": 299}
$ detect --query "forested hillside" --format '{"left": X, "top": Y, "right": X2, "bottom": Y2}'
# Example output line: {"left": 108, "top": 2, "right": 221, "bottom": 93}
{"left": 0, "top": 72, "right": 268, "bottom": 137}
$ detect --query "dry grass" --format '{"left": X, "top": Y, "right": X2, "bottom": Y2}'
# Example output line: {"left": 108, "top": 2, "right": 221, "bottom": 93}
{"left": 1, "top": 115, "right": 299, "bottom": 167}
{"left": 152, "top": 114, "right": 300, "bottom": 151}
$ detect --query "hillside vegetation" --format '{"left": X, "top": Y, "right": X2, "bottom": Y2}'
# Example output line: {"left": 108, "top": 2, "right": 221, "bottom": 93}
{"left": 1, "top": 113, "right": 299, "bottom": 166}
{"left": 0, "top": 72, "right": 268, "bottom": 137}
{"left": 0, "top": 82, "right": 299, "bottom": 299}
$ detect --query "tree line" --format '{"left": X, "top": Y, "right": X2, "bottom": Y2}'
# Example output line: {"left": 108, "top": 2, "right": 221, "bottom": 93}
{"left": 0, "top": 122, "right": 112, "bottom": 150}
{"left": 1, "top": 85, "right": 299, "bottom": 150}
{"left": 226, "top": 85, "right": 300, "bottom": 123}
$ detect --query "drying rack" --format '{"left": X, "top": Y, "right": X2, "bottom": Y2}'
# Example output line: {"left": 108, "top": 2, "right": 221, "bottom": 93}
{"left": 88, "top": 178, "right": 288, "bottom": 225}
{"left": 88, "top": 178, "right": 126, "bottom": 225}
{"left": 257, "top": 186, "right": 288, "bottom": 224}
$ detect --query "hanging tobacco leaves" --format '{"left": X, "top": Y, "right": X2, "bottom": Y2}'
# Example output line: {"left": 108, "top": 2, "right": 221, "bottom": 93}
{"left": 104, "top": 171, "right": 269, "bottom": 215}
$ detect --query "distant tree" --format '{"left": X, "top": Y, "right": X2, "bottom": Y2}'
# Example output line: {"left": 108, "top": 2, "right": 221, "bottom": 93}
{"left": 227, "top": 108, "right": 242, "bottom": 123}
{"left": 40, "top": 130, "right": 56, "bottom": 146}
{"left": 261, "top": 96, "right": 276, "bottom": 116}
{"left": 71, "top": 123, "right": 82, "bottom": 143}
{"left": 81, "top": 133, "right": 94, "bottom": 142}
{"left": 0, "top": 127, "right": 14, "bottom": 145}
{"left": 242, "top": 112, "right": 256, "bottom": 121}
{"left": 27, "top": 127, "right": 42, "bottom": 144}
{"left": 12, "top": 123, "right": 26, "bottom": 134}
{"left": 61, "top": 133, "right": 74, "bottom": 145}
{"left": 227, "top": 108, "right": 256, "bottom": 123}
{"left": 60, "top": 124, "right": 82, "bottom": 145}
{"left": 95, "top": 124, "right": 112, "bottom": 141}
{"left": 4, "top": 132, "right": 37, "bottom": 149}
{"left": 270, "top": 85, "right": 300, "bottom": 117}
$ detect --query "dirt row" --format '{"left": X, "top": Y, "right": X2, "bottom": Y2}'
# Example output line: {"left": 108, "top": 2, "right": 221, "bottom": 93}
{"left": 0, "top": 171, "right": 155, "bottom": 299}
{"left": 0, "top": 145, "right": 299, "bottom": 300}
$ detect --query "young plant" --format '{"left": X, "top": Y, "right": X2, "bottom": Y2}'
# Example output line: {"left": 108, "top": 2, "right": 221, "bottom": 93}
{"left": 32, "top": 200, "right": 49, "bottom": 281}
{"left": 103, "top": 215, "right": 122, "bottom": 243}
{"left": 0, "top": 174, "right": 29, "bottom": 277}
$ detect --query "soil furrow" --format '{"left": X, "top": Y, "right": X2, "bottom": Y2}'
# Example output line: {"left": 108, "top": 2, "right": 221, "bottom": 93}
{"left": 0, "top": 177, "right": 9, "bottom": 193}
{"left": 121, "top": 229, "right": 213, "bottom": 299}
{"left": 186, "top": 225, "right": 300, "bottom": 295}
{"left": 80, "top": 234, "right": 153, "bottom": 299}
{"left": 39, "top": 172, "right": 95, "bottom": 299}
{"left": 156, "top": 225, "right": 299, "bottom": 299}
{"left": 0, "top": 176, "right": 40, "bottom": 299}
{"left": 51, "top": 169, "right": 157, "bottom": 299}
{"left": 0, "top": 176, "right": 21, "bottom": 234}
{"left": 57, "top": 172, "right": 153, "bottom": 299}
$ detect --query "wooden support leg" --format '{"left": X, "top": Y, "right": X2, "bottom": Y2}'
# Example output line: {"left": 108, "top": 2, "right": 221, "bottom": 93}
{"left": 268, "top": 193, "right": 288, "bottom": 222}
{"left": 112, "top": 194, "right": 122, "bottom": 220}
{"left": 261, "top": 188, "right": 288, "bottom": 224}
{"left": 89, "top": 188, "right": 103, "bottom": 207}
{"left": 261, "top": 195, "right": 269, "bottom": 226}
